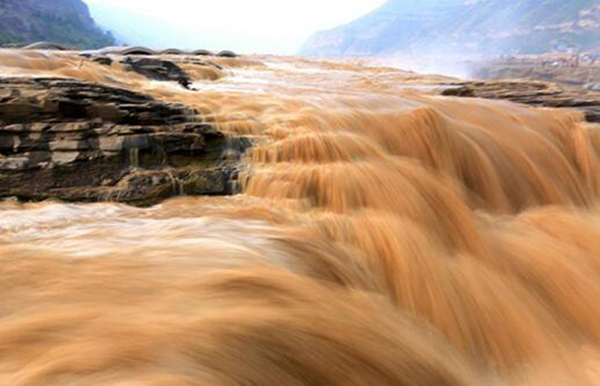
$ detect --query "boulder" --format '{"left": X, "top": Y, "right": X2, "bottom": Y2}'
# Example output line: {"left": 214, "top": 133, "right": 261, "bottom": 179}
{"left": 217, "top": 50, "right": 238, "bottom": 58}
{"left": 161, "top": 48, "right": 187, "bottom": 55}
{"left": 0, "top": 77, "right": 251, "bottom": 205}
{"left": 92, "top": 56, "right": 113, "bottom": 66}
{"left": 121, "top": 57, "right": 192, "bottom": 89}
{"left": 192, "top": 49, "right": 214, "bottom": 56}
{"left": 92, "top": 46, "right": 157, "bottom": 56}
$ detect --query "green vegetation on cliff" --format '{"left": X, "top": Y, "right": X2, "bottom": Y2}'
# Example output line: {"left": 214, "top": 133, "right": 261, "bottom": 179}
{"left": 0, "top": 0, "right": 114, "bottom": 49}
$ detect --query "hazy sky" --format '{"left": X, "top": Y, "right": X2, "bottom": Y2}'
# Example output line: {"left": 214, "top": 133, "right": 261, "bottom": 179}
{"left": 84, "top": 0, "right": 386, "bottom": 54}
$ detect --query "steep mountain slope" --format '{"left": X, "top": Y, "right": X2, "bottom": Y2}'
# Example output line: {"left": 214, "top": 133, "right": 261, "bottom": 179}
{"left": 301, "top": 0, "right": 600, "bottom": 56}
{"left": 0, "top": 0, "right": 114, "bottom": 48}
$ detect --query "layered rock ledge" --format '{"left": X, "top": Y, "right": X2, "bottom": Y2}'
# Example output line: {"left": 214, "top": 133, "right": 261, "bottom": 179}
{"left": 442, "top": 80, "right": 600, "bottom": 123}
{"left": 0, "top": 77, "right": 249, "bottom": 205}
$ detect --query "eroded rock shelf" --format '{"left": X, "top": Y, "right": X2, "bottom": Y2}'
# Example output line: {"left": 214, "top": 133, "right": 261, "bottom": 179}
{"left": 442, "top": 80, "right": 600, "bottom": 123}
{"left": 0, "top": 77, "right": 249, "bottom": 205}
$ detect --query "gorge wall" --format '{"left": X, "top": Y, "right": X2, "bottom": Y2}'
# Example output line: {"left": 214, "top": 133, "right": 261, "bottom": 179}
{"left": 0, "top": 0, "right": 114, "bottom": 48}
{"left": 301, "top": 0, "right": 600, "bottom": 57}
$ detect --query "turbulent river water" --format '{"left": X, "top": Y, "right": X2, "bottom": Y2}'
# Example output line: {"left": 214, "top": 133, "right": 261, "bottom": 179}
{"left": 1, "top": 50, "right": 600, "bottom": 385}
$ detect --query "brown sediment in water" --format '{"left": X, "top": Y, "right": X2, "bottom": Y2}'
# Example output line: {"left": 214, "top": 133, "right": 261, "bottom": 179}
{"left": 0, "top": 50, "right": 600, "bottom": 385}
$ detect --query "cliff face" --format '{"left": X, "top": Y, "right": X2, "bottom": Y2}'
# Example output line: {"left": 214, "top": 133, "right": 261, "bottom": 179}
{"left": 301, "top": 0, "right": 600, "bottom": 57}
{"left": 0, "top": 0, "right": 114, "bottom": 48}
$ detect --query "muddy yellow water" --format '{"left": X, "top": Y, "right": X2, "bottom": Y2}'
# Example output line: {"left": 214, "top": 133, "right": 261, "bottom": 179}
{"left": 1, "top": 49, "right": 600, "bottom": 385}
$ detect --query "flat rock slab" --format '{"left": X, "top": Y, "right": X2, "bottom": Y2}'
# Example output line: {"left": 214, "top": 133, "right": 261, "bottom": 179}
{"left": 441, "top": 80, "right": 600, "bottom": 123}
{"left": 0, "top": 77, "right": 250, "bottom": 205}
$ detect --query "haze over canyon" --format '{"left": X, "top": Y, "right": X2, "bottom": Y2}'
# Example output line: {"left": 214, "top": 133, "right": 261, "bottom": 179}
{"left": 301, "top": 0, "right": 600, "bottom": 57}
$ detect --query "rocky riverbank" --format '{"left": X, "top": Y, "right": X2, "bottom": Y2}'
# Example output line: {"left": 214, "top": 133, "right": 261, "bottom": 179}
{"left": 442, "top": 80, "right": 600, "bottom": 123}
{"left": 0, "top": 75, "right": 249, "bottom": 206}
{"left": 1, "top": 50, "right": 598, "bottom": 206}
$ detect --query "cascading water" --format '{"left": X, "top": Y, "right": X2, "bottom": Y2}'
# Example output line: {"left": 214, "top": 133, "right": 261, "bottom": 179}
{"left": 0, "top": 50, "right": 599, "bottom": 385}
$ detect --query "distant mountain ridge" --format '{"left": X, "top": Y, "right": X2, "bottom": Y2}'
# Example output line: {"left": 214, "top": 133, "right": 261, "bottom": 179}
{"left": 0, "top": 0, "right": 114, "bottom": 48}
{"left": 300, "top": 0, "right": 600, "bottom": 57}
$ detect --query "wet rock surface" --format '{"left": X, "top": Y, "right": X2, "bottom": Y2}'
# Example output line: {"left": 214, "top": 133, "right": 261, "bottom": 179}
{"left": 91, "top": 56, "right": 113, "bottom": 66}
{"left": 442, "top": 80, "right": 600, "bottom": 123}
{"left": 121, "top": 57, "right": 193, "bottom": 88}
{"left": 0, "top": 77, "right": 250, "bottom": 205}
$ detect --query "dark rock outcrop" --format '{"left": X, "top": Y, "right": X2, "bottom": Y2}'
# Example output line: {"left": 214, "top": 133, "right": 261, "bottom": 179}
{"left": 95, "top": 46, "right": 157, "bottom": 56}
{"left": 217, "top": 50, "right": 238, "bottom": 58}
{"left": 121, "top": 57, "right": 193, "bottom": 88}
{"left": 161, "top": 48, "right": 187, "bottom": 55}
{"left": 442, "top": 80, "right": 600, "bottom": 123}
{"left": 192, "top": 49, "right": 215, "bottom": 56}
{"left": 92, "top": 56, "right": 113, "bottom": 66}
{"left": 0, "top": 77, "right": 250, "bottom": 205}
